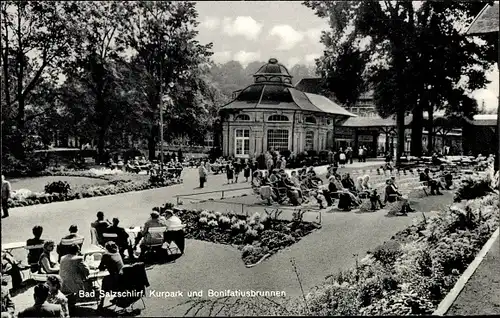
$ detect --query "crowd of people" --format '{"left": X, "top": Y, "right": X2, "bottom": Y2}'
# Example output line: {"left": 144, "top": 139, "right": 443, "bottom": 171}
{"left": 1, "top": 208, "right": 185, "bottom": 317}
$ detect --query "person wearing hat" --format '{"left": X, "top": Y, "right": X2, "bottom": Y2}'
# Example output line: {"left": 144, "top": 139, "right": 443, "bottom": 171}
{"left": 384, "top": 179, "right": 414, "bottom": 215}
{"left": 134, "top": 211, "right": 167, "bottom": 252}
{"left": 163, "top": 209, "right": 185, "bottom": 254}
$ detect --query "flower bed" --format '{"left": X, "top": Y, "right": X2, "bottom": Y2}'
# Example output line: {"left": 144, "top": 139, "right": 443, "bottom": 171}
{"left": 8, "top": 177, "right": 181, "bottom": 208}
{"left": 175, "top": 208, "right": 320, "bottom": 266}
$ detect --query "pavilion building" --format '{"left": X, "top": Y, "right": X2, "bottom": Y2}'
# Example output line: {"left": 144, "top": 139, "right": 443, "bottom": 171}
{"left": 218, "top": 58, "right": 356, "bottom": 159}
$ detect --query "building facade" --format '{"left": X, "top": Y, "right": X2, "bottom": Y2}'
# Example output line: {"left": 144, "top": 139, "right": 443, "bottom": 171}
{"left": 219, "top": 59, "right": 355, "bottom": 158}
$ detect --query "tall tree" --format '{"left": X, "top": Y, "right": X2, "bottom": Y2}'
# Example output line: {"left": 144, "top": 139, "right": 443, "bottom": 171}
{"left": 122, "top": 1, "right": 213, "bottom": 160}
{"left": 305, "top": 1, "right": 496, "bottom": 163}
{"left": 61, "top": 2, "right": 135, "bottom": 162}
{"left": 1, "top": 1, "right": 82, "bottom": 158}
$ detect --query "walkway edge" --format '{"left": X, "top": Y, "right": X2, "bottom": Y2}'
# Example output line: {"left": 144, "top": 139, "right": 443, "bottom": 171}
{"left": 245, "top": 253, "right": 271, "bottom": 268}
{"left": 433, "top": 227, "right": 499, "bottom": 316}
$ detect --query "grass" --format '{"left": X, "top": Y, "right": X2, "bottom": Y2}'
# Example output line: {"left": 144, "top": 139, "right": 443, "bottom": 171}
{"left": 9, "top": 173, "right": 150, "bottom": 193}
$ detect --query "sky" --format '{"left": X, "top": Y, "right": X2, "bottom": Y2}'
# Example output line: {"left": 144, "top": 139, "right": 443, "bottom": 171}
{"left": 194, "top": 1, "right": 498, "bottom": 111}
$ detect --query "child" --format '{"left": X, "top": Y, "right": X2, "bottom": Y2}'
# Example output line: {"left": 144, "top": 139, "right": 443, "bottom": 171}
{"left": 369, "top": 189, "right": 385, "bottom": 211}
{"left": 226, "top": 163, "right": 234, "bottom": 184}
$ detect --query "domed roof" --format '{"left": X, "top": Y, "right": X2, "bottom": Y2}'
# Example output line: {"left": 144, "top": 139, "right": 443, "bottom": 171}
{"left": 253, "top": 58, "right": 293, "bottom": 86}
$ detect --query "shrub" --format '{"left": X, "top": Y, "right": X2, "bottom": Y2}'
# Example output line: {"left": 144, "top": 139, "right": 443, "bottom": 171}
{"left": 454, "top": 175, "right": 495, "bottom": 202}
{"left": 44, "top": 181, "right": 71, "bottom": 195}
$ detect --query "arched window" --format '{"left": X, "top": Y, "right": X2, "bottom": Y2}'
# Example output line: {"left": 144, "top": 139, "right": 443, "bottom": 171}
{"left": 235, "top": 114, "right": 250, "bottom": 121}
{"left": 305, "top": 131, "right": 314, "bottom": 150}
{"left": 304, "top": 116, "right": 316, "bottom": 124}
{"left": 268, "top": 115, "right": 289, "bottom": 122}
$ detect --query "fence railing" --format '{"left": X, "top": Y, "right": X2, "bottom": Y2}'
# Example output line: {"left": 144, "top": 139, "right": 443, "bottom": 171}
{"left": 176, "top": 187, "right": 322, "bottom": 224}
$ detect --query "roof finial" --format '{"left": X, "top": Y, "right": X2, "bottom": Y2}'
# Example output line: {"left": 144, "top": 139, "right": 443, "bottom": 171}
{"left": 268, "top": 58, "right": 278, "bottom": 64}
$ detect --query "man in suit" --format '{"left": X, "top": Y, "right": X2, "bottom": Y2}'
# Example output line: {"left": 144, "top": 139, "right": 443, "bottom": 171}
{"left": 91, "top": 211, "right": 111, "bottom": 245}
{"left": 17, "top": 283, "right": 62, "bottom": 317}
{"left": 59, "top": 244, "right": 90, "bottom": 316}
{"left": 107, "top": 218, "right": 134, "bottom": 260}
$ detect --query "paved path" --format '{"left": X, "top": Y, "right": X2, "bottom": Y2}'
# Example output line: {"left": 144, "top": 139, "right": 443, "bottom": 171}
{"left": 2, "top": 160, "right": 457, "bottom": 317}
{"left": 447, "top": 235, "right": 500, "bottom": 315}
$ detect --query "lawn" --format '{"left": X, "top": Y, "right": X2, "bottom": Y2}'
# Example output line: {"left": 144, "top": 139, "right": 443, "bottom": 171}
{"left": 9, "top": 176, "right": 109, "bottom": 193}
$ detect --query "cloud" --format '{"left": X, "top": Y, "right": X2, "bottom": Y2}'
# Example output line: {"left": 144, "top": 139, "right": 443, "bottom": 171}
{"left": 269, "top": 25, "right": 304, "bottom": 50}
{"left": 304, "top": 27, "right": 324, "bottom": 43}
{"left": 222, "top": 16, "right": 263, "bottom": 40}
{"left": 305, "top": 53, "right": 321, "bottom": 65}
{"left": 233, "top": 50, "right": 261, "bottom": 67}
{"left": 212, "top": 51, "right": 232, "bottom": 64}
{"left": 201, "top": 16, "right": 220, "bottom": 30}
{"left": 471, "top": 67, "right": 499, "bottom": 110}
{"left": 286, "top": 57, "right": 301, "bottom": 68}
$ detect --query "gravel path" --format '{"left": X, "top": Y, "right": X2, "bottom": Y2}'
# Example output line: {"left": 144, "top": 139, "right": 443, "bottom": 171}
{"left": 3, "top": 160, "right": 458, "bottom": 317}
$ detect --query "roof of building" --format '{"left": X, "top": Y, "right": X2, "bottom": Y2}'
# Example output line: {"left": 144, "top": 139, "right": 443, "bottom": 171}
{"left": 220, "top": 59, "right": 356, "bottom": 118}
{"left": 342, "top": 115, "right": 412, "bottom": 127}
{"left": 294, "top": 78, "right": 323, "bottom": 94}
{"left": 465, "top": 114, "right": 498, "bottom": 126}
{"left": 466, "top": 3, "right": 499, "bottom": 35}
{"left": 304, "top": 93, "right": 356, "bottom": 117}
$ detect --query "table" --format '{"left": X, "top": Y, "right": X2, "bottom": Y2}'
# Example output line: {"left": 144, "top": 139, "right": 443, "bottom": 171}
{"left": 1, "top": 242, "right": 26, "bottom": 252}
{"left": 126, "top": 226, "right": 141, "bottom": 235}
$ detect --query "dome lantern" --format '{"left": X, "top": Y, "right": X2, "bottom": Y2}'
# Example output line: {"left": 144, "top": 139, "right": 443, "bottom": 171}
{"left": 253, "top": 58, "right": 293, "bottom": 85}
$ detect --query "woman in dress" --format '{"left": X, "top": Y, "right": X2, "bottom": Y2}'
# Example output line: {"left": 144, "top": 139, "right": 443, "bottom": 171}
{"left": 39, "top": 241, "right": 59, "bottom": 274}
{"left": 46, "top": 274, "right": 69, "bottom": 317}
{"left": 243, "top": 163, "right": 251, "bottom": 182}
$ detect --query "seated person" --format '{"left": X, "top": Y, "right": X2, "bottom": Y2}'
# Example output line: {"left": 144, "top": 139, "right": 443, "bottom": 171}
{"left": 91, "top": 211, "right": 112, "bottom": 245}
{"left": 1, "top": 251, "right": 23, "bottom": 291}
{"left": 384, "top": 179, "right": 415, "bottom": 215}
{"left": 307, "top": 167, "right": 317, "bottom": 177}
{"left": 390, "top": 176, "right": 399, "bottom": 190}
{"left": 17, "top": 284, "right": 61, "bottom": 318}
{"left": 420, "top": 168, "right": 443, "bottom": 195}
{"left": 106, "top": 218, "right": 134, "bottom": 260}
{"left": 369, "top": 189, "right": 385, "bottom": 210}
{"left": 332, "top": 176, "right": 360, "bottom": 211}
{"left": 38, "top": 241, "right": 59, "bottom": 274}
{"left": 46, "top": 274, "right": 69, "bottom": 318}
{"left": 57, "top": 225, "right": 84, "bottom": 262}
{"left": 97, "top": 242, "right": 124, "bottom": 310}
{"left": 26, "top": 225, "right": 45, "bottom": 272}
{"left": 134, "top": 211, "right": 167, "bottom": 255}
{"left": 439, "top": 165, "right": 453, "bottom": 190}
{"left": 341, "top": 173, "right": 357, "bottom": 193}
{"left": 59, "top": 244, "right": 90, "bottom": 315}
{"left": 163, "top": 209, "right": 185, "bottom": 254}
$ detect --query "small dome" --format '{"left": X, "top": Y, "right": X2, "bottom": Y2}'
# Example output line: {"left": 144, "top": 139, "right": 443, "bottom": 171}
{"left": 253, "top": 58, "right": 292, "bottom": 85}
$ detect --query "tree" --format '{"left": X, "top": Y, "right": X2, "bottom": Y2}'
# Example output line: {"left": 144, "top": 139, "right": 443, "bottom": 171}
{"left": 60, "top": 2, "right": 137, "bottom": 162}
{"left": 122, "top": 1, "right": 213, "bottom": 160}
{"left": 1, "top": 1, "right": 82, "bottom": 159}
{"left": 304, "top": 1, "right": 497, "bottom": 163}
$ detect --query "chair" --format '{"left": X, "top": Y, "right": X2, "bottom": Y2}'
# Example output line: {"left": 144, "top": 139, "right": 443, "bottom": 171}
{"left": 24, "top": 244, "right": 44, "bottom": 274}
{"left": 140, "top": 227, "right": 167, "bottom": 260}
{"left": 107, "top": 262, "right": 149, "bottom": 313}
{"left": 101, "top": 233, "right": 119, "bottom": 245}
{"left": 90, "top": 228, "right": 99, "bottom": 246}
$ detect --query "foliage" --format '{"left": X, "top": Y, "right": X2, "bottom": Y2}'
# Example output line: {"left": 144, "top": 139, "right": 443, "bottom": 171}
{"left": 305, "top": 1, "right": 497, "bottom": 159}
{"left": 44, "top": 181, "right": 71, "bottom": 195}
{"left": 454, "top": 175, "right": 495, "bottom": 202}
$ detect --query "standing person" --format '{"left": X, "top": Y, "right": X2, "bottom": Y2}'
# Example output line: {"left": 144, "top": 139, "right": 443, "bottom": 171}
{"left": 1, "top": 175, "right": 11, "bottom": 218}
{"left": 226, "top": 162, "right": 234, "bottom": 184}
{"left": 234, "top": 159, "right": 241, "bottom": 183}
{"left": 362, "top": 146, "right": 368, "bottom": 162}
{"left": 266, "top": 155, "right": 274, "bottom": 175}
{"left": 250, "top": 159, "right": 258, "bottom": 183}
{"left": 280, "top": 156, "right": 287, "bottom": 169}
{"left": 358, "top": 147, "right": 363, "bottom": 162}
{"left": 346, "top": 147, "right": 353, "bottom": 164}
{"left": 243, "top": 162, "right": 251, "bottom": 182}
{"left": 205, "top": 161, "right": 211, "bottom": 176}
{"left": 339, "top": 149, "right": 346, "bottom": 168}
{"left": 198, "top": 162, "right": 207, "bottom": 188}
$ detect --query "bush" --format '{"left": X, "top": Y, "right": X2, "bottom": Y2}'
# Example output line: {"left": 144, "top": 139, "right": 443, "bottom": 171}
{"left": 44, "top": 181, "right": 71, "bottom": 195}
{"left": 454, "top": 176, "right": 494, "bottom": 202}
